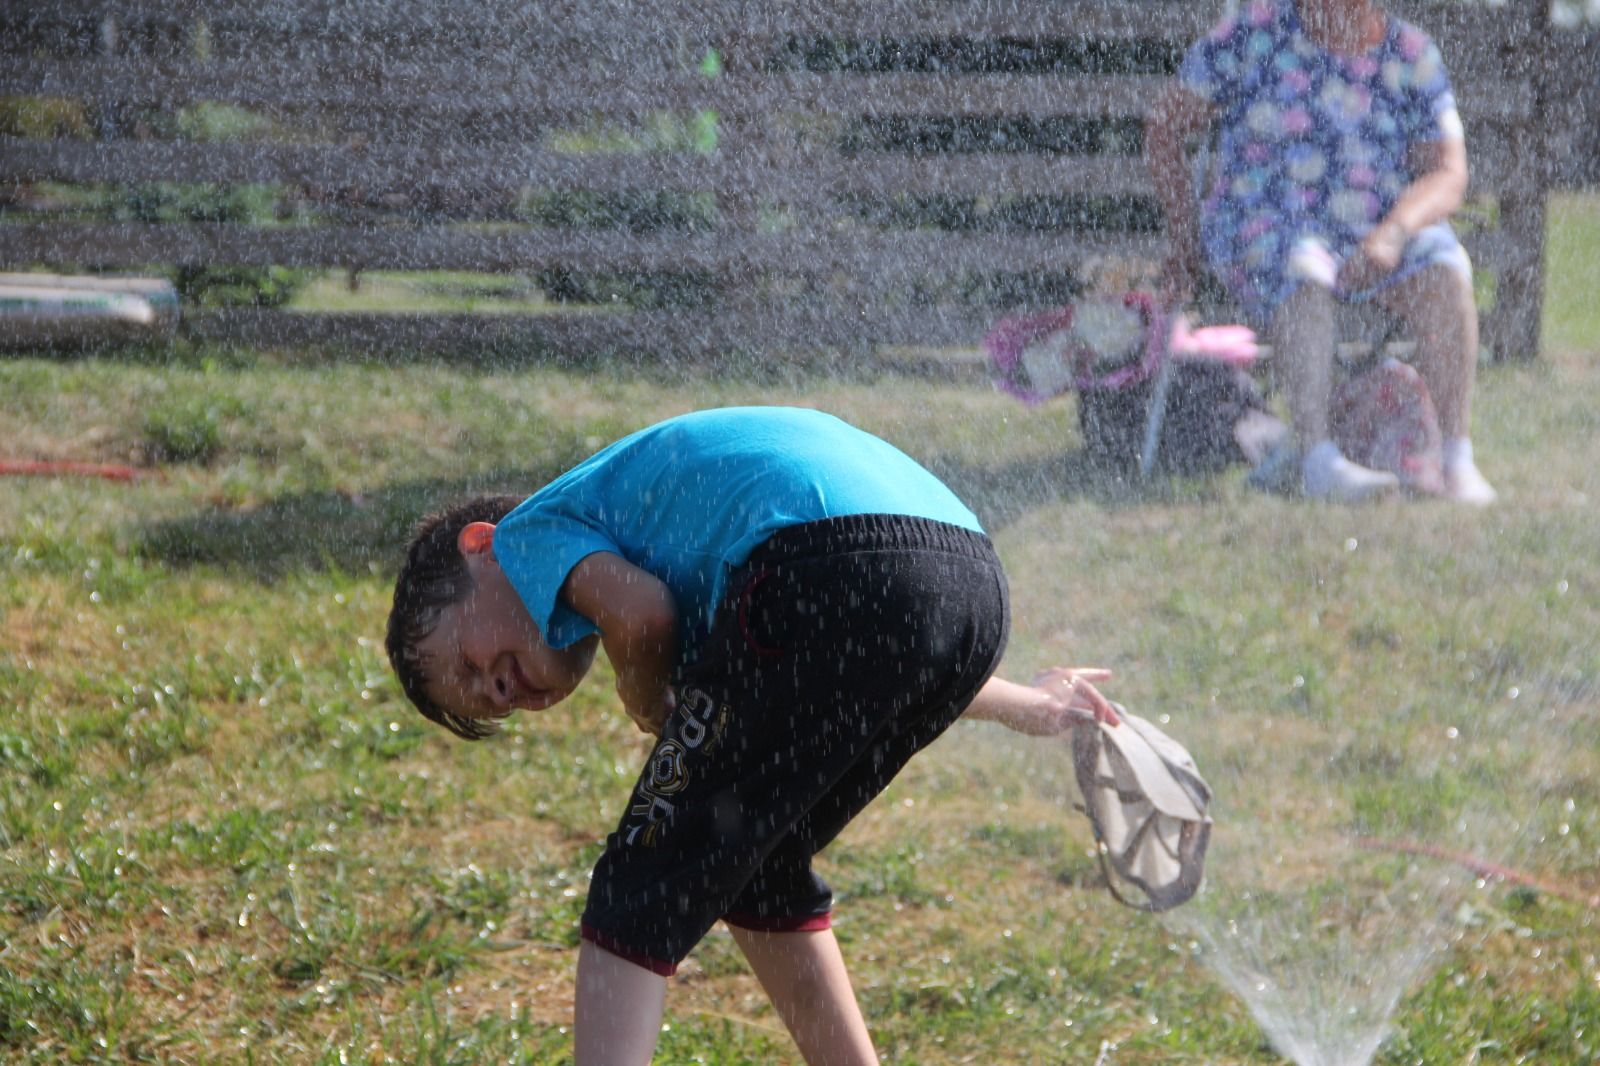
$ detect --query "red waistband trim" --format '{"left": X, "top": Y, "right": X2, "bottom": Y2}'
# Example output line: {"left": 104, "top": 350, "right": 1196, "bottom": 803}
{"left": 580, "top": 924, "right": 678, "bottom": 977}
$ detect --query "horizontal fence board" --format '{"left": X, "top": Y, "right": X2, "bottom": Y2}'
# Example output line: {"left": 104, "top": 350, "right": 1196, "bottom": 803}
{"left": 0, "top": 138, "right": 1162, "bottom": 198}
{"left": 0, "top": 139, "right": 736, "bottom": 195}
{"left": 10, "top": 99, "right": 1530, "bottom": 171}
{"left": 30, "top": 1, "right": 1534, "bottom": 51}
{"left": 7, "top": 4, "right": 1548, "bottom": 72}
{"left": 6, "top": 217, "right": 1517, "bottom": 279}
{"left": 31, "top": 1, "right": 1220, "bottom": 44}
{"left": 0, "top": 221, "right": 1166, "bottom": 277}
{"left": 2, "top": 134, "right": 1534, "bottom": 199}
{"left": 1, "top": 62, "right": 1183, "bottom": 120}
{"left": 181, "top": 303, "right": 1002, "bottom": 355}
{"left": 2, "top": 59, "right": 711, "bottom": 113}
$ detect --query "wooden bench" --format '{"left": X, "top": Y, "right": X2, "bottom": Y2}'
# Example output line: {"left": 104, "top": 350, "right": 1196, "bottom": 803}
{"left": 0, "top": 0, "right": 1584, "bottom": 362}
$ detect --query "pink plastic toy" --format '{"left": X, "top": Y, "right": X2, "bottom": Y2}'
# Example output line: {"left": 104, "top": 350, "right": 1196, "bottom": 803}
{"left": 984, "top": 292, "right": 1259, "bottom": 407}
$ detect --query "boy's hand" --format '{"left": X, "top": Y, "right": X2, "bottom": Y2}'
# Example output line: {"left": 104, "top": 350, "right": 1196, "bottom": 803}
{"left": 1030, "top": 667, "right": 1120, "bottom": 728}
{"left": 623, "top": 686, "right": 675, "bottom": 736}
{"left": 962, "top": 669, "right": 1118, "bottom": 735}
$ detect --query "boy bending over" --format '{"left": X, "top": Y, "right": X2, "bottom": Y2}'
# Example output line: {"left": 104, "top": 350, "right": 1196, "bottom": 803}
{"left": 386, "top": 406, "right": 1114, "bottom": 1065}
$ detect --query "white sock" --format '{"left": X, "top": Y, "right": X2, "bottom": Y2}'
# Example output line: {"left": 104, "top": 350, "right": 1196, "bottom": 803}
{"left": 1441, "top": 437, "right": 1496, "bottom": 505}
{"left": 1442, "top": 437, "right": 1473, "bottom": 472}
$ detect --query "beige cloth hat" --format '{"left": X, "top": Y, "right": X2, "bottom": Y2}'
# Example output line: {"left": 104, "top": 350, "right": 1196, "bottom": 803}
{"left": 1071, "top": 703, "right": 1212, "bottom": 912}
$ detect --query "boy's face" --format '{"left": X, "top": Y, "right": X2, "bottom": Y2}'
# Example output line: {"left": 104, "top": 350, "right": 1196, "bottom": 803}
{"left": 414, "top": 523, "right": 597, "bottom": 722}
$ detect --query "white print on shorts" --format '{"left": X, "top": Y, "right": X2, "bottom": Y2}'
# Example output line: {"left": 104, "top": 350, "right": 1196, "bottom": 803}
{"left": 623, "top": 685, "right": 728, "bottom": 846}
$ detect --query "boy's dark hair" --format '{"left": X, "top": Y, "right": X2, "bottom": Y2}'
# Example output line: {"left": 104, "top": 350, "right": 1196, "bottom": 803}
{"left": 386, "top": 493, "right": 525, "bottom": 741}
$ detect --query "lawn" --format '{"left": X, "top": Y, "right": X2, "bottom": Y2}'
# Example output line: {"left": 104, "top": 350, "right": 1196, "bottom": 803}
{"left": 2, "top": 196, "right": 1598, "bottom": 1065}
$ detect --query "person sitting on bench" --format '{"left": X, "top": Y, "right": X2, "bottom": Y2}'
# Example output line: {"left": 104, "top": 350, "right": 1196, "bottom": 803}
{"left": 1145, "top": 0, "right": 1496, "bottom": 504}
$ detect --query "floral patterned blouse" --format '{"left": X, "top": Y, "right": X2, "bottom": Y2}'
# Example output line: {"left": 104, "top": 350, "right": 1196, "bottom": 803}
{"left": 1180, "top": 0, "right": 1471, "bottom": 323}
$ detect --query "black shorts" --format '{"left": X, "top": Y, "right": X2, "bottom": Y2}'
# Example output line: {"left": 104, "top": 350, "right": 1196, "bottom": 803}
{"left": 580, "top": 514, "right": 1010, "bottom": 975}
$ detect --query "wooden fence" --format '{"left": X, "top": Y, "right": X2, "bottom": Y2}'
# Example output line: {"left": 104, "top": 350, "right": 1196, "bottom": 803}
{"left": 1, "top": 0, "right": 1589, "bottom": 360}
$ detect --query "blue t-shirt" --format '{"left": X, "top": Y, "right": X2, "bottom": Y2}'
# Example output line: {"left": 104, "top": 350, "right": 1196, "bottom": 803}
{"left": 493, "top": 406, "right": 982, "bottom": 651}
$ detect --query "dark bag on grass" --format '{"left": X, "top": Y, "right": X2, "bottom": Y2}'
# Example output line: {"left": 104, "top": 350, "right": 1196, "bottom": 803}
{"left": 1078, "top": 361, "right": 1272, "bottom": 476}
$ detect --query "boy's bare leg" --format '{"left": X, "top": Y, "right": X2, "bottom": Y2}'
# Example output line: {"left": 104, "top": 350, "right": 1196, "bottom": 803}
{"left": 575, "top": 940, "right": 668, "bottom": 1066}
{"left": 729, "top": 925, "right": 879, "bottom": 1066}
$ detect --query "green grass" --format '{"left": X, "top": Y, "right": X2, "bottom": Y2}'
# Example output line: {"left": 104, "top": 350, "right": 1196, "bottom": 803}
{"left": 2, "top": 196, "right": 1598, "bottom": 1064}
{"left": 1544, "top": 193, "right": 1600, "bottom": 354}
{"left": 288, "top": 272, "right": 567, "bottom": 316}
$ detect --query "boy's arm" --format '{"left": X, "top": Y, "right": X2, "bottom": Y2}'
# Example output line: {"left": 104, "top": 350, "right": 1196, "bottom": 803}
{"left": 962, "top": 668, "right": 1118, "bottom": 734}
{"left": 560, "top": 552, "right": 679, "bottom": 735}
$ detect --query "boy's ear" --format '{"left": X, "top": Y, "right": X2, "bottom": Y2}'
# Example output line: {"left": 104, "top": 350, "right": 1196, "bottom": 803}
{"left": 458, "top": 522, "right": 496, "bottom": 557}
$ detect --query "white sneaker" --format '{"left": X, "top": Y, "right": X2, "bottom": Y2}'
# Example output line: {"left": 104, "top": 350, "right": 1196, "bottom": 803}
{"left": 1301, "top": 441, "right": 1400, "bottom": 503}
{"left": 1442, "top": 440, "right": 1497, "bottom": 506}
